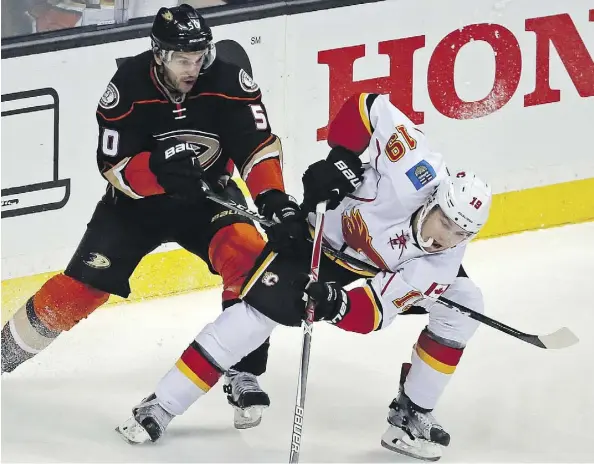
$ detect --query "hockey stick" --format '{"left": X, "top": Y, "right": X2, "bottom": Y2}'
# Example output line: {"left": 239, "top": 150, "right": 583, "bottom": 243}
{"left": 204, "top": 191, "right": 578, "bottom": 350}
{"left": 314, "top": 236, "right": 579, "bottom": 350}
{"left": 289, "top": 202, "right": 326, "bottom": 464}
{"left": 203, "top": 189, "right": 275, "bottom": 228}
{"left": 432, "top": 295, "right": 578, "bottom": 349}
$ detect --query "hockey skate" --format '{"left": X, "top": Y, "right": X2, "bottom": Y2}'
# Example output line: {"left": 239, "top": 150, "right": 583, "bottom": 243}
{"left": 381, "top": 364, "right": 450, "bottom": 461}
{"left": 223, "top": 369, "right": 270, "bottom": 429}
{"left": 116, "top": 393, "right": 175, "bottom": 444}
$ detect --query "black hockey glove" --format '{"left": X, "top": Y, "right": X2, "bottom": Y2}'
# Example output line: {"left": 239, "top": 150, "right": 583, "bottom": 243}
{"left": 302, "top": 146, "right": 364, "bottom": 212}
{"left": 149, "top": 139, "right": 206, "bottom": 201}
{"left": 303, "top": 280, "right": 351, "bottom": 325}
{"left": 255, "top": 189, "right": 309, "bottom": 255}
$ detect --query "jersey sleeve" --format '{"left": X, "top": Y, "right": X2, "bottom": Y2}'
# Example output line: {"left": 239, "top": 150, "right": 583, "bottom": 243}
{"left": 328, "top": 93, "right": 447, "bottom": 214}
{"left": 327, "top": 93, "right": 376, "bottom": 154}
{"left": 95, "top": 65, "right": 165, "bottom": 199}
{"left": 335, "top": 246, "right": 465, "bottom": 334}
{"left": 214, "top": 68, "right": 284, "bottom": 199}
{"left": 366, "top": 94, "right": 447, "bottom": 206}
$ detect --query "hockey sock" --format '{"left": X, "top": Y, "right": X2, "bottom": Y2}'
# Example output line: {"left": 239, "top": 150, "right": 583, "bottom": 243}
{"left": 403, "top": 328, "right": 464, "bottom": 410}
{"left": 1, "top": 274, "right": 109, "bottom": 373}
{"left": 155, "top": 341, "right": 223, "bottom": 415}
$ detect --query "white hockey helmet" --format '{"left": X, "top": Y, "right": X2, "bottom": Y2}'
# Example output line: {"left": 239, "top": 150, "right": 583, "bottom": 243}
{"left": 415, "top": 170, "right": 492, "bottom": 251}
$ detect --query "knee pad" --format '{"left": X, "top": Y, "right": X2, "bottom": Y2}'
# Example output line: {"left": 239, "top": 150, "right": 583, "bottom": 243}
{"left": 428, "top": 277, "right": 484, "bottom": 345}
{"left": 209, "top": 223, "right": 266, "bottom": 301}
{"left": 452, "top": 277, "right": 484, "bottom": 315}
{"left": 33, "top": 273, "right": 110, "bottom": 331}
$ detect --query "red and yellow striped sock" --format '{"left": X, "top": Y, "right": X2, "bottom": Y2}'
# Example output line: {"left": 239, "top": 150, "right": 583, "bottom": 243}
{"left": 415, "top": 329, "right": 463, "bottom": 375}
{"left": 403, "top": 329, "right": 464, "bottom": 410}
{"left": 175, "top": 341, "right": 222, "bottom": 393}
{"left": 155, "top": 341, "right": 223, "bottom": 415}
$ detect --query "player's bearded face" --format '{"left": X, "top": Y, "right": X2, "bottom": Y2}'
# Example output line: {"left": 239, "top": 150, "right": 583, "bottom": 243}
{"left": 162, "top": 50, "right": 207, "bottom": 93}
{"left": 419, "top": 207, "right": 472, "bottom": 253}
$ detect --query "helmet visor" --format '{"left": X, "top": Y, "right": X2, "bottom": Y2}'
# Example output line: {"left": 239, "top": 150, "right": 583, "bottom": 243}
{"left": 163, "top": 50, "right": 208, "bottom": 74}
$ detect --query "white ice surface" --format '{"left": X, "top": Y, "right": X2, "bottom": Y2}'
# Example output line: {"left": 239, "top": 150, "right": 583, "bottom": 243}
{"left": 2, "top": 223, "right": 593, "bottom": 462}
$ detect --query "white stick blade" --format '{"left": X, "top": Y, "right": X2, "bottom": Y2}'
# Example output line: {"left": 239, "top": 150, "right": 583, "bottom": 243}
{"left": 538, "top": 327, "right": 579, "bottom": 349}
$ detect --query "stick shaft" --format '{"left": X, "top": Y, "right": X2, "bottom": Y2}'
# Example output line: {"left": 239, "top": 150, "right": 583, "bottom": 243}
{"left": 289, "top": 202, "right": 326, "bottom": 463}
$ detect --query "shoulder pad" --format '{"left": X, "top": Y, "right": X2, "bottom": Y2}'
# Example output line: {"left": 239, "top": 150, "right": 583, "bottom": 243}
{"left": 97, "top": 51, "right": 156, "bottom": 122}
{"left": 203, "top": 59, "right": 262, "bottom": 99}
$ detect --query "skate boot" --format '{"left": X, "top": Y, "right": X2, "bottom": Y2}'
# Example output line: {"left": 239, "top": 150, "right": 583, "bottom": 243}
{"left": 116, "top": 393, "right": 175, "bottom": 444}
{"left": 381, "top": 363, "right": 450, "bottom": 461}
{"left": 223, "top": 369, "right": 270, "bottom": 429}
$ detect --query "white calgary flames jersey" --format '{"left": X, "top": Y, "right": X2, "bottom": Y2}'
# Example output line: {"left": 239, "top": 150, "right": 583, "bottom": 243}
{"left": 313, "top": 93, "right": 467, "bottom": 331}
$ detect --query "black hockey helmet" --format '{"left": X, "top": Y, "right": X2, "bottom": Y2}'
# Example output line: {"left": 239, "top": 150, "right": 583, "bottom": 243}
{"left": 151, "top": 4, "right": 213, "bottom": 53}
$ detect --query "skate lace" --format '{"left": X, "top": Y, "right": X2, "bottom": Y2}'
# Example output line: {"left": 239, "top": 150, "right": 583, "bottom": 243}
{"left": 411, "top": 409, "right": 440, "bottom": 439}
{"left": 231, "top": 372, "right": 261, "bottom": 396}
{"left": 135, "top": 395, "right": 174, "bottom": 430}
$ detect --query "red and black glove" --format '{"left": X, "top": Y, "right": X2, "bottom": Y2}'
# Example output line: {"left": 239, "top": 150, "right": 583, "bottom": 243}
{"left": 303, "top": 279, "right": 351, "bottom": 324}
{"left": 149, "top": 139, "right": 206, "bottom": 201}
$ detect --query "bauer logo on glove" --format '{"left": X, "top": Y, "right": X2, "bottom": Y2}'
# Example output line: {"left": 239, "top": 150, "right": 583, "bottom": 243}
{"left": 302, "top": 145, "right": 364, "bottom": 212}
{"left": 333, "top": 160, "right": 362, "bottom": 190}
{"left": 164, "top": 142, "right": 199, "bottom": 160}
{"left": 302, "top": 279, "right": 351, "bottom": 325}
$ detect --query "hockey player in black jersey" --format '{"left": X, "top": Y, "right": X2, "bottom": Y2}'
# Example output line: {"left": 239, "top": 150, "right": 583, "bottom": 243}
{"left": 1, "top": 4, "right": 306, "bottom": 429}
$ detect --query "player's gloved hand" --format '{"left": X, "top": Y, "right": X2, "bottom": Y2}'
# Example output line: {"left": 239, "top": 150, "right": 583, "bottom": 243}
{"left": 149, "top": 139, "right": 206, "bottom": 201}
{"left": 255, "top": 189, "right": 309, "bottom": 255}
{"left": 302, "top": 146, "right": 364, "bottom": 212}
{"left": 302, "top": 279, "right": 351, "bottom": 324}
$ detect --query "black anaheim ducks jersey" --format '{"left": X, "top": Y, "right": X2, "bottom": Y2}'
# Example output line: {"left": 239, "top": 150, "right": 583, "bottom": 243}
{"left": 96, "top": 50, "right": 283, "bottom": 201}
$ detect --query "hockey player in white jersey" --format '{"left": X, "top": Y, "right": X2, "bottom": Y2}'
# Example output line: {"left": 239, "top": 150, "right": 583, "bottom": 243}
{"left": 116, "top": 93, "right": 492, "bottom": 461}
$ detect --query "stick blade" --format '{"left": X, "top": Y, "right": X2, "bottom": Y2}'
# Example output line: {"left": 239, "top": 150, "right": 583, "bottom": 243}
{"left": 537, "top": 327, "right": 579, "bottom": 349}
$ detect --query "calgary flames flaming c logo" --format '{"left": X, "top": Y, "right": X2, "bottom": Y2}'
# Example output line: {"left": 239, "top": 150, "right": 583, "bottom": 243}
{"left": 342, "top": 209, "right": 390, "bottom": 270}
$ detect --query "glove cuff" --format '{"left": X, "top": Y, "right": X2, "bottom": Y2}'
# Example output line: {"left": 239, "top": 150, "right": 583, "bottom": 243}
{"left": 327, "top": 287, "right": 350, "bottom": 325}
{"left": 327, "top": 145, "right": 362, "bottom": 167}
{"left": 124, "top": 151, "right": 165, "bottom": 197}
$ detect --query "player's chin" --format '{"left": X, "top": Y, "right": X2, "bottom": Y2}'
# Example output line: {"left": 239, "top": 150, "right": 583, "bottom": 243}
{"left": 178, "top": 78, "right": 197, "bottom": 93}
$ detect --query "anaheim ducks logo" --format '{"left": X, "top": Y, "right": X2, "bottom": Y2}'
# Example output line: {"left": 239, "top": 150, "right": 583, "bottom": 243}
{"left": 154, "top": 130, "right": 221, "bottom": 170}
{"left": 84, "top": 252, "right": 111, "bottom": 269}
{"left": 342, "top": 209, "right": 390, "bottom": 270}
{"left": 162, "top": 10, "right": 173, "bottom": 21}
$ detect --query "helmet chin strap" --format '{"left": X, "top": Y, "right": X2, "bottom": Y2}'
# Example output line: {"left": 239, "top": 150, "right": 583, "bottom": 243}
{"left": 417, "top": 230, "right": 434, "bottom": 248}
{"left": 155, "top": 62, "right": 180, "bottom": 96}
{"left": 415, "top": 205, "right": 475, "bottom": 253}
{"left": 415, "top": 194, "right": 437, "bottom": 252}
